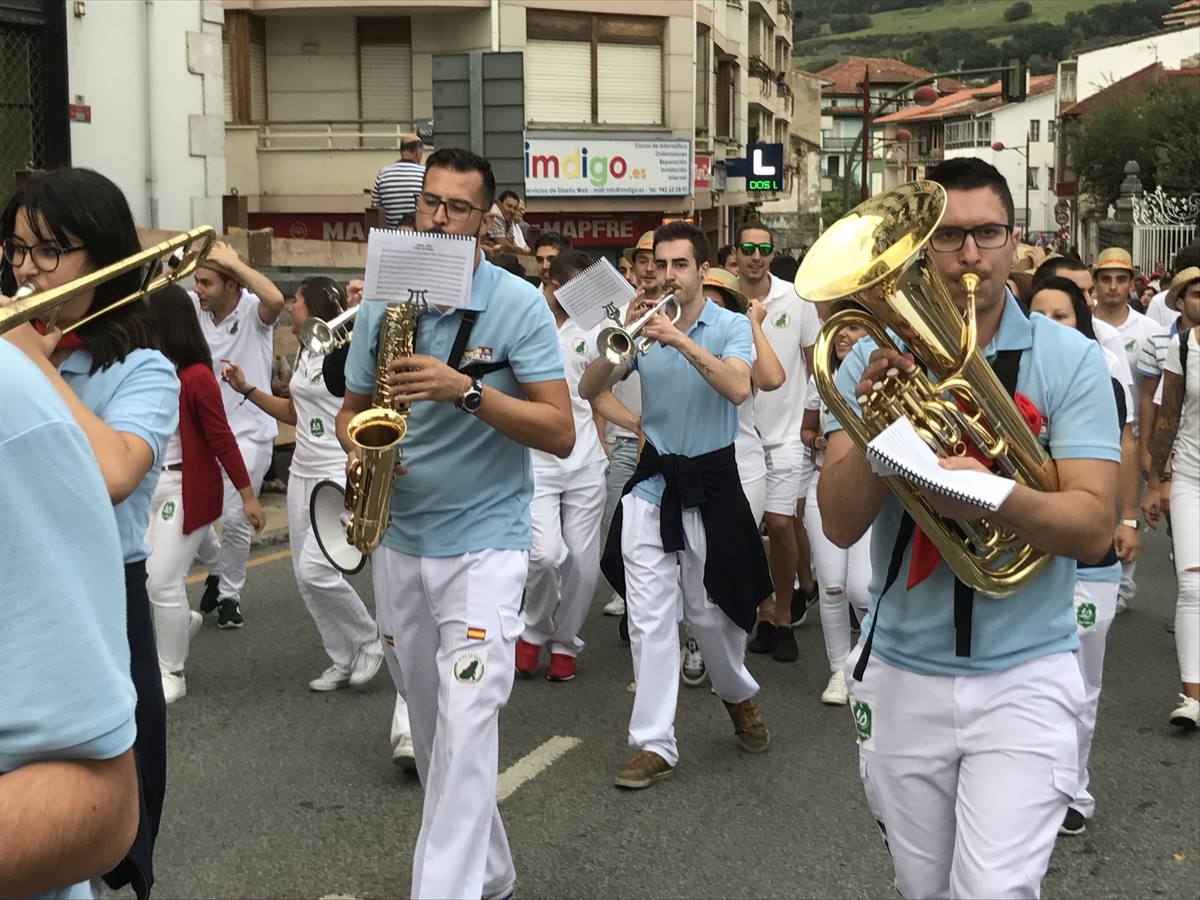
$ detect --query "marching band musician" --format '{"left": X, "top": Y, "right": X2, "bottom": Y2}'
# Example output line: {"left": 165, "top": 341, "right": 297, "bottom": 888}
{"left": 1, "top": 167, "right": 180, "bottom": 900}
{"left": 221, "top": 278, "right": 387, "bottom": 696}
{"left": 819, "top": 158, "right": 1120, "bottom": 898}
{"left": 337, "top": 148, "right": 573, "bottom": 900}
{"left": 580, "top": 221, "right": 774, "bottom": 790}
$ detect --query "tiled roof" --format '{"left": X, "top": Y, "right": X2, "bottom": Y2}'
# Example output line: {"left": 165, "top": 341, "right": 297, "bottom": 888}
{"left": 874, "top": 74, "right": 1055, "bottom": 123}
{"left": 1061, "top": 63, "right": 1198, "bottom": 116}
{"left": 815, "top": 57, "right": 959, "bottom": 95}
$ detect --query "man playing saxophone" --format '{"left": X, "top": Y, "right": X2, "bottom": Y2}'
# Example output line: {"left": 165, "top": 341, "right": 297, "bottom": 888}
{"left": 817, "top": 158, "right": 1120, "bottom": 898}
{"left": 335, "top": 148, "right": 573, "bottom": 900}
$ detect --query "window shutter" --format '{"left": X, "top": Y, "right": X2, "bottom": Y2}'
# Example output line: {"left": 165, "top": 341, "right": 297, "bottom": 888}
{"left": 597, "top": 43, "right": 660, "bottom": 125}
{"left": 526, "top": 40, "right": 591, "bottom": 124}
{"left": 359, "top": 43, "right": 414, "bottom": 125}
{"left": 248, "top": 39, "right": 267, "bottom": 122}
{"left": 222, "top": 39, "right": 233, "bottom": 122}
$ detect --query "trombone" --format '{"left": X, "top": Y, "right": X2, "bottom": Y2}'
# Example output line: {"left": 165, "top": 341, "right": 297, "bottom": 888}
{"left": 297, "top": 305, "right": 358, "bottom": 355}
{"left": 596, "top": 290, "right": 681, "bottom": 365}
{"left": 0, "top": 226, "right": 215, "bottom": 335}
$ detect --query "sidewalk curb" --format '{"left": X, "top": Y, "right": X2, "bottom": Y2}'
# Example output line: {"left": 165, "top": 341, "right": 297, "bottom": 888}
{"left": 252, "top": 527, "right": 291, "bottom": 549}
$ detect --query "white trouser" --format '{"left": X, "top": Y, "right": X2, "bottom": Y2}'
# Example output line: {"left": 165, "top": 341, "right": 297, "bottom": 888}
{"left": 804, "top": 474, "right": 871, "bottom": 672}
{"left": 523, "top": 461, "right": 607, "bottom": 656}
{"left": 1173, "top": 468, "right": 1200, "bottom": 683}
{"left": 196, "top": 436, "right": 273, "bottom": 603}
{"left": 286, "top": 474, "right": 381, "bottom": 671}
{"left": 372, "top": 546, "right": 526, "bottom": 900}
{"left": 846, "top": 644, "right": 1083, "bottom": 900}
{"left": 1118, "top": 476, "right": 1148, "bottom": 602}
{"left": 145, "top": 471, "right": 208, "bottom": 672}
{"left": 1071, "top": 577, "right": 1117, "bottom": 818}
{"left": 621, "top": 493, "right": 759, "bottom": 767}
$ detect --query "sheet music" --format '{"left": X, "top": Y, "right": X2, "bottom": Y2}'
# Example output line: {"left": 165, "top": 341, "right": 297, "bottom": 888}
{"left": 363, "top": 228, "right": 476, "bottom": 309}
{"left": 866, "top": 417, "right": 1016, "bottom": 512}
{"left": 553, "top": 257, "right": 636, "bottom": 330}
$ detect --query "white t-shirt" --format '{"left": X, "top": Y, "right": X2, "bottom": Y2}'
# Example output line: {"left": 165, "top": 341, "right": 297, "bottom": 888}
{"left": 1103, "top": 307, "right": 1164, "bottom": 434}
{"left": 1101, "top": 346, "right": 1135, "bottom": 426}
{"left": 734, "top": 345, "right": 766, "bottom": 483}
{"left": 190, "top": 289, "right": 278, "bottom": 444}
{"left": 531, "top": 316, "right": 607, "bottom": 473}
{"left": 288, "top": 350, "right": 347, "bottom": 479}
{"left": 1146, "top": 289, "right": 1176, "bottom": 329}
{"left": 1162, "top": 329, "right": 1199, "bottom": 474}
{"left": 605, "top": 371, "right": 642, "bottom": 443}
{"left": 1092, "top": 317, "right": 1134, "bottom": 395}
{"left": 752, "top": 273, "right": 821, "bottom": 446}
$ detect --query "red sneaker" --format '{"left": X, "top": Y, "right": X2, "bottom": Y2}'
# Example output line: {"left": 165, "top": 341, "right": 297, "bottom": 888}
{"left": 546, "top": 652, "right": 576, "bottom": 682}
{"left": 514, "top": 638, "right": 540, "bottom": 676}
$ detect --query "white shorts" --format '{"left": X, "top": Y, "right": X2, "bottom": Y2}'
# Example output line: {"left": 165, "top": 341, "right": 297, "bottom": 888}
{"left": 763, "top": 439, "right": 811, "bottom": 516}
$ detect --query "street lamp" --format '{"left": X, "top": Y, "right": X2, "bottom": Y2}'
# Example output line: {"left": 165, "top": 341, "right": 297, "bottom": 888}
{"left": 991, "top": 138, "right": 1031, "bottom": 237}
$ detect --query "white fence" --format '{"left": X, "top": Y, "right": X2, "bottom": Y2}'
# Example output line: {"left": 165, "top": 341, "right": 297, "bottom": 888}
{"left": 1133, "top": 224, "right": 1196, "bottom": 274}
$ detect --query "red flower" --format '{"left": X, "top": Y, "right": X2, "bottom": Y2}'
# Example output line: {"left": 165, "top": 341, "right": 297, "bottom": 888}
{"left": 1013, "top": 391, "right": 1043, "bottom": 437}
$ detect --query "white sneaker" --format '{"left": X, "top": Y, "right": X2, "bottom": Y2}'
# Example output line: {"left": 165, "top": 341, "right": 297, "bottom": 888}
{"left": 821, "top": 670, "right": 849, "bottom": 706}
{"left": 392, "top": 732, "right": 417, "bottom": 771}
{"left": 603, "top": 593, "right": 625, "bottom": 616}
{"left": 1169, "top": 694, "right": 1199, "bottom": 729}
{"left": 188, "top": 609, "right": 203, "bottom": 643}
{"left": 161, "top": 670, "right": 187, "bottom": 705}
{"left": 1115, "top": 596, "right": 1129, "bottom": 615}
{"left": 308, "top": 666, "right": 350, "bottom": 692}
{"left": 349, "top": 649, "right": 384, "bottom": 688}
{"left": 680, "top": 637, "right": 707, "bottom": 687}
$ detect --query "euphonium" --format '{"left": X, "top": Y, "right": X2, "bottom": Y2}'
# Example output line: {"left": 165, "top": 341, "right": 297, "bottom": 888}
{"left": 343, "top": 301, "right": 421, "bottom": 555}
{"left": 793, "top": 181, "right": 1058, "bottom": 597}
{"left": 596, "top": 290, "right": 681, "bottom": 365}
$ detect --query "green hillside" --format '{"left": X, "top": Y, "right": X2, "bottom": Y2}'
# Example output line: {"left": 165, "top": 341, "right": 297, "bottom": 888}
{"left": 847, "top": 0, "right": 1103, "bottom": 37}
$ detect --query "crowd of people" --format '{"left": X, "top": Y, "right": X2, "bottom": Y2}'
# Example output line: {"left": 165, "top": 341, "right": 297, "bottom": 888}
{"left": 1, "top": 147, "right": 1196, "bottom": 900}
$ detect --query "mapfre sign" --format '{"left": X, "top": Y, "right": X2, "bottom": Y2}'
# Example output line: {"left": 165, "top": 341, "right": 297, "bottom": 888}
{"left": 523, "top": 212, "right": 661, "bottom": 248}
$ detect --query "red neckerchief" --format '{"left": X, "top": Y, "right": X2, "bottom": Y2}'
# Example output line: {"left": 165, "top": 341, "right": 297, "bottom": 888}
{"left": 906, "top": 390, "right": 1043, "bottom": 588}
{"left": 33, "top": 319, "right": 87, "bottom": 353}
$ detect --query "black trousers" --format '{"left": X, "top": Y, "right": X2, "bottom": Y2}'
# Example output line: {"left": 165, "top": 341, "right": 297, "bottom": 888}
{"left": 104, "top": 560, "right": 167, "bottom": 899}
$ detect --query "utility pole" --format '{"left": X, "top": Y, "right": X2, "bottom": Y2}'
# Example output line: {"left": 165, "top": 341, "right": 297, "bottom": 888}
{"left": 860, "top": 65, "right": 872, "bottom": 201}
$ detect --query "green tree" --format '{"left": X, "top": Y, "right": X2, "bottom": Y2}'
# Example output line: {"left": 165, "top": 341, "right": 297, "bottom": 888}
{"left": 822, "top": 176, "right": 855, "bottom": 227}
{"left": 1004, "top": 1, "right": 1032, "bottom": 22}
{"left": 1067, "top": 82, "right": 1200, "bottom": 207}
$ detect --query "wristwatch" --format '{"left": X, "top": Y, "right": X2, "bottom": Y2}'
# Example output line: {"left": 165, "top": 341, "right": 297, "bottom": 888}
{"left": 1120, "top": 518, "right": 1139, "bottom": 530}
{"left": 456, "top": 377, "right": 484, "bottom": 414}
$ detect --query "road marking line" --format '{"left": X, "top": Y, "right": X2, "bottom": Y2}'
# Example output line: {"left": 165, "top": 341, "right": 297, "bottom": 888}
{"left": 496, "top": 735, "right": 581, "bottom": 802}
{"left": 185, "top": 548, "right": 292, "bottom": 585}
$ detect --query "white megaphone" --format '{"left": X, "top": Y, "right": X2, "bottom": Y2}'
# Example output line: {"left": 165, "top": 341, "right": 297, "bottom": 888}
{"left": 309, "top": 479, "right": 366, "bottom": 574}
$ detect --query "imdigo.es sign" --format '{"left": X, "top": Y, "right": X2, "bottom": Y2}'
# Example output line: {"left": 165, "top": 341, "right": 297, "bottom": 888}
{"left": 524, "top": 137, "right": 691, "bottom": 197}
{"left": 523, "top": 212, "right": 662, "bottom": 248}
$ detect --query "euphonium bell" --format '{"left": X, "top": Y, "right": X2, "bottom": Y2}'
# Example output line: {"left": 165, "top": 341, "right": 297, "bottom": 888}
{"left": 794, "top": 180, "right": 1058, "bottom": 597}
{"left": 596, "top": 291, "right": 681, "bottom": 365}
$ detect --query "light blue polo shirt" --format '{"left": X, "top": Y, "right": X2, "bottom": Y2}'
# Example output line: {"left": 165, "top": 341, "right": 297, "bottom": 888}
{"left": 629, "top": 298, "right": 753, "bottom": 505}
{"left": 0, "top": 342, "right": 136, "bottom": 900}
{"left": 829, "top": 293, "right": 1120, "bottom": 675}
{"left": 59, "top": 348, "right": 179, "bottom": 563}
{"left": 344, "top": 258, "right": 564, "bottom": 557}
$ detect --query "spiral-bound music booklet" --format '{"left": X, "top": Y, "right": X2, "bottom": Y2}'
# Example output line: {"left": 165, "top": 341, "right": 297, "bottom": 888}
{"left": 553, "top": 257, "right": 636, "bottom": 330}
{"left": 363, "top": 228, "right": 476, "bottom": 309}
{"left": 866, "top": 416, "right": 1016, "bottom": 512}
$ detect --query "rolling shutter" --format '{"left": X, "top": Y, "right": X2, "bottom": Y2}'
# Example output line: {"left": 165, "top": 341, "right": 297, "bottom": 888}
{"left": 597, "top": 43, "right": 660, "bottom": 125}
{"left": 248, "top": 38, "right": 267, "bottom": 122}
{"left": 359, "top": 42, "right": 413, "bottom": 123}
{"left": 525, "top": 39, "right": 591, "bottom": 124}
{"left": 222, "top": 39, "right": 233, "bottom": 122}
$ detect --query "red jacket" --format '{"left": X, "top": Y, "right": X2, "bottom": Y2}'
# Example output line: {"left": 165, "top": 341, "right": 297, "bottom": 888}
{"left": 178, "top": 363, "right": 251, "bottom": 535}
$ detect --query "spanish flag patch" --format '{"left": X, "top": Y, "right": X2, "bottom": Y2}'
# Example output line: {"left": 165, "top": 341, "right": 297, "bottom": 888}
{"left": 466, "top": 627, "right": 487, "bottom": 642}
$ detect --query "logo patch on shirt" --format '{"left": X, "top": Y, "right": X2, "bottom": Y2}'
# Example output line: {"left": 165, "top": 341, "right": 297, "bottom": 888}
{"left": 1125, "top": 339, "right": 1137, "bottom": 353}
{"left": 461, "top": 347, "right": 494, "bottom": 364}
{"left": 161, "top": 500, "right": 176, "bottom": 521}
{"left": 852, "top": 699, "right": 873, "bottom": 744}
{"left": 229, "top": 319, "right": 239, "bottom": 335}
{"left": 772, "top": 312, "right": 790, "bottom": 329}
{"left": 466, "top": 626, "right": 487, "bottom": 642}
{"left": 1076, "top": 601, "right": 1097, "bottom": 629}
{"left": 310, "top": 417, "right": 325, "bottom": 438}
{"left": 310, "top": 370, "right": 323, "bottom": 385}
{"left": 574, "top": 340, "right": 587, "bottom": 355}
{"left": 453, "top": 652, "right": 484, "bottom": 684}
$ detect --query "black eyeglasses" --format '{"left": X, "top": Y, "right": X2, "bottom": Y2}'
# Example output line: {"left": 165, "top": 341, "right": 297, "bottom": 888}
{"left": 2, "top": 238, "right": 84, "bottom": 273}
{"left": 739, "top": 241, "right": 774, "bottom": 257}
{"left": 929, "top": 223, "right": 1011, "bottom": 253}
{"left": 414, "top": 192, "right": 487, "bottom": 223}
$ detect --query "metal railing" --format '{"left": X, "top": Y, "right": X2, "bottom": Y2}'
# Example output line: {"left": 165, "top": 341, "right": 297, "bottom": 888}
{"left": 256, "top": 120, "right": 415, "bottom": 151}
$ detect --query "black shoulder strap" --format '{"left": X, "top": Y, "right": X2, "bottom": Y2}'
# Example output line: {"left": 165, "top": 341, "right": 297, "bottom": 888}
{"left": 447, "top": 310, "right": 479, "bottom": 371}
{"left": 852, "top": 513, "right": 915, "bottom": 682}
{"left": 1181, "top": 327, "right": 1190, "bottom": 374}
{"left": 992, "top": 348, "right": 1022, "bottom": 397}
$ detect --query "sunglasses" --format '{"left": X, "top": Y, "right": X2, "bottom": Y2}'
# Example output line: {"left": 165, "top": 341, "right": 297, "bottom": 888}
{"left": 739, "top": 241, "right": 774, "bottom": 257}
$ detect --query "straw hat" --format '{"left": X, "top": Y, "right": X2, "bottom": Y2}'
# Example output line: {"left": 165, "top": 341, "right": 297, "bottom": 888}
{"left": 1094, "top": 247, "right": 1134, "bottom": 273}
{"left": 622, "top": 230, "right": 655, "bottom": 264}
{"left": 702, "top": 267, "right": 749, "bottom": 314}
{"left": 1166, "top": 266, "right": 1200, "bottom": 308}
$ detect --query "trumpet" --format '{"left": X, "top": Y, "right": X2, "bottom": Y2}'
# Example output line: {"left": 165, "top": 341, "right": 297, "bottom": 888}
{"left": 298, "top": 305, "right": 358, "bottom": 354}
{"left": 0, "top": 226, "right": 215, "bottom": 334}
{"left": 596, "top": 290, "right": 681, "bottom": 365}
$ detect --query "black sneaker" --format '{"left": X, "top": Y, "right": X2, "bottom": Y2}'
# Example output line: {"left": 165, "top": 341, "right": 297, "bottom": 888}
{"left": 747, "top": 621, "right": 776, "bottom": 654}
{"left": 791, "top": 584, "right": 819, "bottom": 626}
{"left": 1059, "top": 807, "right": 1086, "bottom": 836}
{"left": 199, "top": 574, "right": 220, "bottom": 614}
{"left": 216, "top": 598, "right": 244, "bottom": 629}
{"left": 772, "top": 625, "right": 799, "bottom": 662}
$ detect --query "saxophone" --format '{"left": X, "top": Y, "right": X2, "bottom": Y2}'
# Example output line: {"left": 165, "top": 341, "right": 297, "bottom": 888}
{"left": 343, "top": 302, "right": 421, "bottom": 554}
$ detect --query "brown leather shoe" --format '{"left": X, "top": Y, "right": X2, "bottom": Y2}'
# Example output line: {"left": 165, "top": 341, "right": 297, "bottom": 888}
{"left": 614, "top": 749, "right": 673, "bottom": 789}
{"left": 724, "top": 698, "right": 770, "bottom": 753}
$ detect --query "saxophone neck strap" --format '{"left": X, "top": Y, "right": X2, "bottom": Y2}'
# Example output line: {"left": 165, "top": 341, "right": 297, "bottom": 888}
{"left": 447, "top": 308, "right": 511, "bottom": 379}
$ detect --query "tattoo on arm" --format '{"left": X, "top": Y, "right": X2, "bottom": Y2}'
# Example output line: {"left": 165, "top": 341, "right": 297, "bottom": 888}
{"left": 1149, "top": 371, "right": 1184, "bottom": 479}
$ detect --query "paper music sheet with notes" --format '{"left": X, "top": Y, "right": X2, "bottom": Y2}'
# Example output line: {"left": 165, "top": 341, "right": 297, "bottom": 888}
{"left": 363, "top": 228, "right": 476, "bottom": 309}
{"left": 866, "top": 416, "right": 1016, "bottom": 512}
{"left": 553, "top": 257, "right": 636, "bottom": 330}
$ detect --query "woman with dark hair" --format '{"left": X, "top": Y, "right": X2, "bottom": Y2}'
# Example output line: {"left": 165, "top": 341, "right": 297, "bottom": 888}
{"left": 1030, "top": 275, "right": 1139, "bottom": 837}
{"left": 1, "top": 167, "right": 179, "bottom": 899}
{"left": 222, "top": 277, "right": 389, "bottom": 695}
{"left": 144, "top": 284, "right": 264, "bottom": 704}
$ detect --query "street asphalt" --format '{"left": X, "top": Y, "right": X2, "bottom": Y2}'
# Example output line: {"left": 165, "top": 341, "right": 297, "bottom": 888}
{"left": 154, "top": 525, "right": 1198, "bottom": 899}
